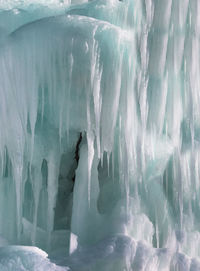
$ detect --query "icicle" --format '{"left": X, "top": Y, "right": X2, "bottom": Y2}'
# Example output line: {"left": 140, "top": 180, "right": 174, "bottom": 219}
{"left": 86, "top": 130, "right": 94, "bottom": 207}
{"left": 46, "top": 151, "right": 60, "bottom": 249}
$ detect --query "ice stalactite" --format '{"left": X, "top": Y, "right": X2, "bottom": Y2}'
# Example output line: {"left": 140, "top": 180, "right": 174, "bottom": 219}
{"left": 0, "top": 0, "right": 200, "bottom": 270}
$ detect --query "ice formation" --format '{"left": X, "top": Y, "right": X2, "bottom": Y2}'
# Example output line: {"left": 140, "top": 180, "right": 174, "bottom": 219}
{"left": 0, "top": 0, "right": 200, "bottom": 270}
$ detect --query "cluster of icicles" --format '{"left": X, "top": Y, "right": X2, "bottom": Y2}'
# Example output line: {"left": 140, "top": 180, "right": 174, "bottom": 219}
{"left": 0, "top": 0, "right": 200, "bottom": 270}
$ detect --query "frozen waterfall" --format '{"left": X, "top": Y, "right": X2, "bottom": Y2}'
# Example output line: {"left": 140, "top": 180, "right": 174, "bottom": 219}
{"left": 0, "top": 0, "right": 200, "bottom": 270}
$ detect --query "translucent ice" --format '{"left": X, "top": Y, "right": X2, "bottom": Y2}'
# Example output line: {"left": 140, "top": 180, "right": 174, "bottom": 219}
{"left": 0, "top": 0, "right": 200, "bottom": 270}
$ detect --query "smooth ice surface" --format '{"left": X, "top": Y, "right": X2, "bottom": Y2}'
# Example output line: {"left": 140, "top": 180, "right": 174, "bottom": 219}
{"left": 0, "top": 0, "right": 200, "bottom": 270}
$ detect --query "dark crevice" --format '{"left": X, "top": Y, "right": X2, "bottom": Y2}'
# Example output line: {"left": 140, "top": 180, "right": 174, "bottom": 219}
{"left": 53, "top": 132, "right": 83, "bottom": 230}
{"left": 3, "top": 147, "right": 12, "bottom": 178}
{"left": 41, "top": 159, "right": 48, "bottom": 188}
{"left": 72, "top": 132, "right": 82, "bottom": 183}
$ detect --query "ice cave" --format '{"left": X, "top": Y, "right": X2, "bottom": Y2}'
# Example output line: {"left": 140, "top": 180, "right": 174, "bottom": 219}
{"left": 0, "top": 0, "right": 200, "bottom": 270}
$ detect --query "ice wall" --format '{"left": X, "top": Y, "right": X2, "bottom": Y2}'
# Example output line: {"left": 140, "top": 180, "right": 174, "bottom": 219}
{"left": 0, "top": 0, "right": 200, "bottom": 270}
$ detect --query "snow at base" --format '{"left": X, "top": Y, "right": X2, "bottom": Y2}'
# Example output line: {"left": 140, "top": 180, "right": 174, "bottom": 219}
{"left": 0, "top": 246, "right": 68, "bottom": 271}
